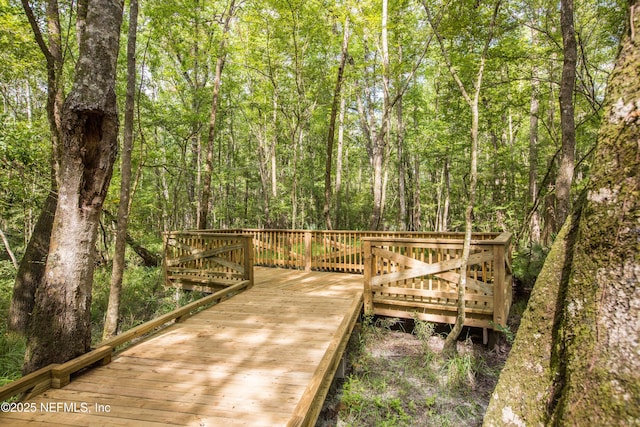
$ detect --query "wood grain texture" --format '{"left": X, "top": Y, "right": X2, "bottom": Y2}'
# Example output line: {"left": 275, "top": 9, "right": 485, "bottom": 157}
{"left": 1, "top": 267, "right": 363, "bottom": 426}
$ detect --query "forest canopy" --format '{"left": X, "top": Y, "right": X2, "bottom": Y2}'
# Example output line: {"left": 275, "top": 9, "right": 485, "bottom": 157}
{"left": 0, "top": 0, "right": 625, "bottom": 245}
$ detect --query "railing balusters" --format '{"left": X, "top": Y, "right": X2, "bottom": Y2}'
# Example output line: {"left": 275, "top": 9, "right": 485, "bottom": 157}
{"left": 190, "top": 229, "right": 512, "bottom": 329}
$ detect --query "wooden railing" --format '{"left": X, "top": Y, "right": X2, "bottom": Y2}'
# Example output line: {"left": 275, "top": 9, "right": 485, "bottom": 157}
{"left": 166, "top": 229, "right": 512, "bottom": 330}
{"left": 0, "top": 281, "right": 251, "bottom": 403}
{"left": 363, "top": 233, "right": 513, "bottom": 328}
{"left": 208, "top": 229, "right": 501, "bottom": 273}
{"left": 163, "top": 232, "right": 254, "bottom": 293}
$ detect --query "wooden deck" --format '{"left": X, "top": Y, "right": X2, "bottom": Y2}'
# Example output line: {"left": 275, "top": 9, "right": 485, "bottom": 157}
{"left": 0, "top": 267, "right": 363, "bottom": 426}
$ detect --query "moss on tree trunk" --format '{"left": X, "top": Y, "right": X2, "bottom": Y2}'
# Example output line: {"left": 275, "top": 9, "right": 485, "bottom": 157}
{"left": 484, "top": 2, "right": 640, "bottom": 425}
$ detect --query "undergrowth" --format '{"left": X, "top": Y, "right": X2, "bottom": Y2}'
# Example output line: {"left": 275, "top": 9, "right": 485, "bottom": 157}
{"left": 91, "top": 265, "right": 177, "bottom": 343}
{"left": 328, "top": 317, "right": 503, "bottom": 427}
{"left": 0, "top": 259, "right": 192, "bottom": 382}
{"left": 0, "top": 260, "right": 24, "bottom": 386}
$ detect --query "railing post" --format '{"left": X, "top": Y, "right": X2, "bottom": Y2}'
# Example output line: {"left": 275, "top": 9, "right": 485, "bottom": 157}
{"left": 304, "top": 231, "right": 312, "bottom": 272}
{"left": 492, "top": 242, "right": 506, "bottom": 328}
{"left": 363, "top": 239, "right": 374, "bottom": 315}
{"left": 162, "top": 232, "right": 169, "bottom": 286}
{"left": 243, "top": 235, "right": 254, "bottom": 288}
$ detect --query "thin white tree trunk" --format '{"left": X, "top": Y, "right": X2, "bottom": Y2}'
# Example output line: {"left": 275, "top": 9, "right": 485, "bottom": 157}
{"left": 103, "top": 0, "right": 138, "bottom": 340}
{"left": 0, "top": 227, "right": 18, "bottom": 269}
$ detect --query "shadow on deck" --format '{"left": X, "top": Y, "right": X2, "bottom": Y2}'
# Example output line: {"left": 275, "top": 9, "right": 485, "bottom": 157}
{"left": 0, "top": 267, "right": 363, "bottom": 426}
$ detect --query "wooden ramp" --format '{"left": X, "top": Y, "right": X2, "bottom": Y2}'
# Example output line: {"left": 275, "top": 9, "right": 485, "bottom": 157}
{"left": 1, "top": 268, "right": 363, "bottom": 426}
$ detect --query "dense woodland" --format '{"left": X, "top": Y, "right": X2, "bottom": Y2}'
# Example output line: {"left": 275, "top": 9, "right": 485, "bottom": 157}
{"left": 0, "top": 0, "right": 624, "bottom": 239}
{"left": 0, "top": 0, "right": 638, "bottom": 424}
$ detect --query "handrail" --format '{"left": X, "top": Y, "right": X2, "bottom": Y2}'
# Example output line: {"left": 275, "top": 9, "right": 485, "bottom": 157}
{"left": 163, "top": 233, "right": 254, "bottom": 291}
{"left": 362, "top": 234, "right": 513, "bottom": 329}
{"left": 0, "top": 279, "right": 252, "bottom": 403}
{"left": 186, "top": 229, "right": 510, "bottom": 274}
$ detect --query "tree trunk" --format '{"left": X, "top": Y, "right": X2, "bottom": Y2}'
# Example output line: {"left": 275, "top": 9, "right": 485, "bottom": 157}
{"left": 425, "top": 0, "right": 501, "bottom": 355}
{"left": 370, "top": 0, "right": 390, "bottom": 232}
{"left": 23, "top": 0, "right": 124, "bottom": 374}
{"left": 484, "top": 214, "right": 577, "bottom": 426}
{"left": 370, "top": 141, "right": 386, "bottom": 230}
{"left": 323, "top": 16, "right": 349, "bottom": 230}
{"left": 409, "top": 155, "right": 421, "bottom": 231}
{"left": 103, "top": 0, "right": 138, "bottom": 340}
{"left": 9, "top": 190, "right": 57, "bottom": 333}
{"left": 435, "top": 159, "right": 450, "bottom": 232}
{"left": 76, "top": 0, "right": 88, "bottom": 47}
{"left": 10, "top": 0, "right": 64, "bottom": 335}
{"left": 0, "top": 226, "right": 18, "bottom": 269}
{"left": 334, "top": 95, "right": 346, "bottom": 229}
{"left": 484, "top": 4, "right": 640, "bottom": 423}
{"left": 555, "top": 0, "right": 577, "bottom": 230}
{"left": 443, "top": 100, "right": 479, "bottom": 356}
{"left": 397, "top": 91, "right": 407, "bottom": 231}
{"left": 271, "top": 93, "right": 278, "bottom": 199}
{"left": 199, "top": 0, "right": 237, "bottom": 230}
{"left": 529, "top": 29, "right": 541, "bottom": 244}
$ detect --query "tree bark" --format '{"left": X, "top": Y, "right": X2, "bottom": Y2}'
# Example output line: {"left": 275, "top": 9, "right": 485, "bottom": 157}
{"left": 271, "top": 93, "right": 278, "bottom": 199}
{"left": 9, "top": 0, "right": 64, "bottom": 335}
{"left": 323, "top": 15, "right": 349, "bottom": 230}
{"left": 0, "top": 226, "right": 18, "bottom": 269}
{"left": 369, "top": 0, "right": 390, "bottom": 231}
{"left": 484, "top": 3, "right": 640, "bottom": 423}
{"left": 199, "top": 0, "right": 237, "bottom": 230}
{"left": 396, "top": 60, "right": 407, "bottom": 231}
{"left": 334, "top": 95, "right": 346, "bottom": 229}
{"left": 103, "top": 0, "right": 138, "bottom": 340}
{"left": 409, "top": 155, "right": 422, "bottom": 231}
{"left": 9, "top": 190, "right": 57, "bottom": 333}
{"left": 529, "top": 28, "right": 541, "bottom": 244}
{"left": 555, "top": 0, "right": 577, "bottom": 230}
{"left": 23, "top": 0, "right": 124, "bottom": 374}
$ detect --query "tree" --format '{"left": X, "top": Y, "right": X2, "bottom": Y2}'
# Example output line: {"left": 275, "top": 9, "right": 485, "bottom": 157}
{"left": 199, "top": 0, "right": 239, "bottom": 229}
{"left": 0, "top": 226, "right": 17, "bottom": 268}
{"left": 8, "top": 0, "right": 65, "bottom": 334}
{"left": 424, "top": 0, "right": 501, "bottom": 355}
{"left": 23, "top": 0, "right": 124, "bottom": 374}
{"left": 555, "top": 0, "right": 578, "bottom": 230}
{"left": 103, "top": 0, "right": 139, "bottom": 340}
{"left": 528, "top": 25, "right": 542, "bottom": 244}
{"left": 323, "top": 14, "right": 350, "bottom": 230}
{"left": 484, "top": 2, "right": 639, "bottom": 423}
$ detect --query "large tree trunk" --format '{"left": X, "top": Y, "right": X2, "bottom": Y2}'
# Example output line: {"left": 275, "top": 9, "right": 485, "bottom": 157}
{"left": 555, "top": 0, "right": 577, "bottom": 230}
{"left": 8, "top": 190, "right": 56, "bottom": 333}
{"left": 369, "top": 141, "right": 386, "bottom": 230}
{"left": 23, "top": 0, "right": 124, "bottom": 374}
{"left": 484, "top": 4, "right": 640, "bottom": 423}
{"left": 103, "top": 0, "right": 138, "bottom": 340}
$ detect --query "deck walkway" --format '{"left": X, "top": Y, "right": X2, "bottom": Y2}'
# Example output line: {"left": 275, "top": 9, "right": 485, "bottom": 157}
{"left": 0, "top": 267, "right": 363, "bottom": 426}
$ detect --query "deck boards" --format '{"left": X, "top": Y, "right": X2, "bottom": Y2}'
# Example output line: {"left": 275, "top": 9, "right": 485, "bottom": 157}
{"left": 1, "top": 267, "right": 363, "bottom": 427}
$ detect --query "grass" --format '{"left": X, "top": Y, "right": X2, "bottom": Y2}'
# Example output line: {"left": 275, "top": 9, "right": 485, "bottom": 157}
{"left": 0, "top": 258, "right": 196, "bottom": 384}
{"left": 90, "top": 265, "right": 191, "bottom": 343}
{"left": 318, "top": 317, "right": 505, "bottom": 427}
{"left": 0, "top": 260, "right": 25, "bottom": 386}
